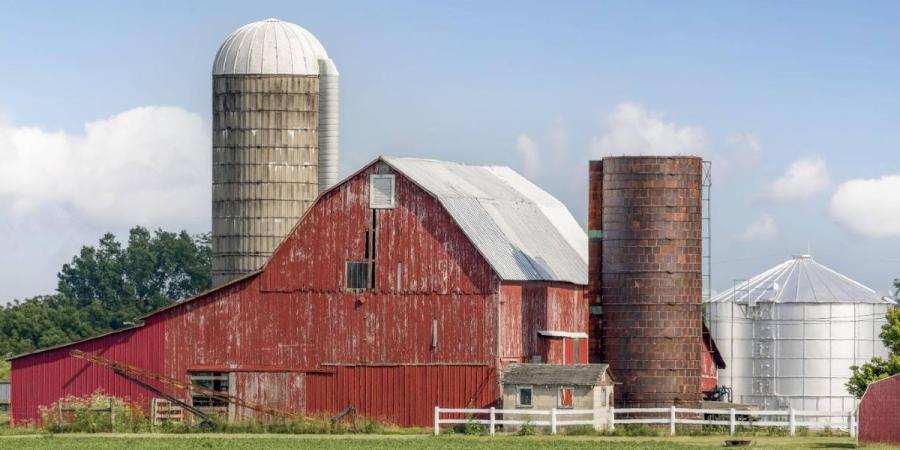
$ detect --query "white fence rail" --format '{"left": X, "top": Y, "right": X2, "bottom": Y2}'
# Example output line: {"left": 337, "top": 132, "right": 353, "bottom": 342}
{"left": 434, "top": 405, "right": 857, "bottom": 437}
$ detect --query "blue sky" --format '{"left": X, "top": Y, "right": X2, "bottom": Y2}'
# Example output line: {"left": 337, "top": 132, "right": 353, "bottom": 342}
{"left": 1, "top": 0, "right": 899, "bottom": 302}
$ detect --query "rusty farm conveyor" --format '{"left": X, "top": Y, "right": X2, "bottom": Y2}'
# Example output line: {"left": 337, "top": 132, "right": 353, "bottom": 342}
{"left": 69, "top": 350, "right": 297, "bottom": 423}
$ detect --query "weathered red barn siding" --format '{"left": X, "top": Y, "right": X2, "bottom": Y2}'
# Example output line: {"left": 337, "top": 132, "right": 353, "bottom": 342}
{"left": 700, "top": 348, "right": 718, "bottom": 392}
{"left": 858, "top": 374, "right": 900, "bottom": 444}
{"left": 232, "top": 371, "right": 306, "bottom": 421}
{"left": 9, "top": 159, "right": 584, "bottom": 428}
{"left": 9, "top": 317, "right": 166, "bottom": 424}
{"left": 305, "top": 366, "right": 498, "bottom": 425}
{"left": 499, "top": 282, "right": 588, "bottom": 365}
{"left": 161, "top": 162, "right": 501, "bottom": 425}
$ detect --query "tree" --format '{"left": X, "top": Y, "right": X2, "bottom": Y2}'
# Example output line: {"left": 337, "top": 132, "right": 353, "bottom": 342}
{"left": 847, "top": 279, "right": 900, "bottom": 398}
{"left": 0, "top": 360, "right": 9, "bottom": 381}
{"left": 0, "top": 227, "right": 211, "bottom": 358}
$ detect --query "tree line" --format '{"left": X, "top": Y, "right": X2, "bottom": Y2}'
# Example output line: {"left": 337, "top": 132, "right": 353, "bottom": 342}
{"left": 0, "top": 227, "right": 211, "bottom": 375}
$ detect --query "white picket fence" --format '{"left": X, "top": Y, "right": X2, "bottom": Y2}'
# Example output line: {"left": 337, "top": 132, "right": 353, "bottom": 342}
{"left": 434, "top": 405, "right": 857, "bottom": 437}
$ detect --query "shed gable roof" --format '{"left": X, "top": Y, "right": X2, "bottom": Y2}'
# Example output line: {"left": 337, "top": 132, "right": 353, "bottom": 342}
{"left": 383, "top": 157, "right": 588, "bottom": 285}
{"left": 501, "top": 364, "right": 611, "bottom": 386}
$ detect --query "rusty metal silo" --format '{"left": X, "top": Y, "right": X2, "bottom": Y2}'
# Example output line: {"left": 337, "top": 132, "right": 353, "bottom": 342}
{"left": 589, "top": 156, "right": 704, "bottom": 408}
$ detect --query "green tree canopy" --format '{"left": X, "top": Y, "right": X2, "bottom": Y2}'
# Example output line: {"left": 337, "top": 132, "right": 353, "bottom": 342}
{"left": 0, "top": 227, "right": 211, "bottom": 359}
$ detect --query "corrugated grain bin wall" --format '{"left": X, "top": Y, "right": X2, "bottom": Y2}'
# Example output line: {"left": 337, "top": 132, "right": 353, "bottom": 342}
{"left": 590, "top": 156, "right": 703, "bottom": 408}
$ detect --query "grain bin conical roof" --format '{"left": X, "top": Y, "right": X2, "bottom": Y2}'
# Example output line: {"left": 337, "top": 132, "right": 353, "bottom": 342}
{"left": 708, "top": 254, "right": 894, "bottom": 304}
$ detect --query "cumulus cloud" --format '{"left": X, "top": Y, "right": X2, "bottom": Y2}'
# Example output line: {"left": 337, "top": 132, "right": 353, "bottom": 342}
{"left": 739, "top": 213, "right": 778, "bottom": 241}
{"left": 590, "top": 102, "right": 706, "bottom": 157}
{"left": 830, "top": 174, "right": 900, "bottom": 238}
{"left": 0, "top": 106, "right": 210, "bottom": 228}
{"left": 515, "top": 134, "right": 541, "bottom": 180}
{"left": 514, "top": 118, "right": 570, "bottom": 182}
{"left": 768, "top": 157, "right": 830, "bottom": 201}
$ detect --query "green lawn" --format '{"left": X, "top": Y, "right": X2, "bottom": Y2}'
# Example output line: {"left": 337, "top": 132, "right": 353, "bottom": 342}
{"left": 0, "top": 434, "right": 894, "bottom": 449}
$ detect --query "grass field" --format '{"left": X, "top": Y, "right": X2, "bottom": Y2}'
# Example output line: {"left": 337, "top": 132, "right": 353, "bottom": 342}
{"left": 0, "top": 434, "right": 896, "bottom": 449}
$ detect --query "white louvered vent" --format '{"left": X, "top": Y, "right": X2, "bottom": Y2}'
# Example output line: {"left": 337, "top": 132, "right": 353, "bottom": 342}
{"left": 369, "top": 174, "right": 396, "bottom": 209}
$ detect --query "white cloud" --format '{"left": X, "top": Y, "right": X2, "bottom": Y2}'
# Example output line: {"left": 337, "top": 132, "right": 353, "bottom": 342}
{"left": 0, "top": 106, "right": 210, "bottom": 228}
{"left": 515, "top": 134, "right": 541, "bottom": 180}
{"left": 514, "top": 118, "right": 570, "bottom": 182}
{"left": 830, "top": 174, "right": 900, "bottom": 238}
{"left": 590, "top": 102, "right": 706, "bottom": 157}
{"left": 739, "top": 213, "right": 778, "bottom": 241}
{"left": 768, "top": 157, "right": 830, "bottom": 201}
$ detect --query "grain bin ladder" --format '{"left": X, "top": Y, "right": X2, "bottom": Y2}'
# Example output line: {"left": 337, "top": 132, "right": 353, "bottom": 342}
{"left": 69, "top": 350, "right": 298, "bottom": 421}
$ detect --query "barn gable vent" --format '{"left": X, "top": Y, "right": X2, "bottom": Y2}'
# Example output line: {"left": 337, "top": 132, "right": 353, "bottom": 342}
{"left": 369, "top": 174, "right": 396, "bottom": 209}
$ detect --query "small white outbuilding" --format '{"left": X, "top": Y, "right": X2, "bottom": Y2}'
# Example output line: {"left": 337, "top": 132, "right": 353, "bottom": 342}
{"left": 500, "top": 364, "right": 615, "bottom": 431}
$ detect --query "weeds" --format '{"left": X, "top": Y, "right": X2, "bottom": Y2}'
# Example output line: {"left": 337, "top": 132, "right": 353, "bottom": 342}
{"left": 563, "top": 425, "right": 598, "bottom": 436}
{"left": 517, "top": 421, "right": 537, "bottom": 436}
{"left": 39, "top": 390, "right": 149, "bottom": 433}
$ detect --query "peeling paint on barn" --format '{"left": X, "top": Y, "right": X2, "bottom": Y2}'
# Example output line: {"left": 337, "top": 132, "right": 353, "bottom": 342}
{"left": 9, "top": 157, "right": 589, "bottom": 427}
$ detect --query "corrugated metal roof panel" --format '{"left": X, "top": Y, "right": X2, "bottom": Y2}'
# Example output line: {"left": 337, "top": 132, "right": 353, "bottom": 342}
{"left": 707, "top": 254, "right": 895, "bottom": 304}
{"left": 213, "top": 18, "right": 334, "bottom": 75}
{"left": 501, "top": 363, "right": 610, "bottom": 386}
{"left": 384, "top": 157, "right": 588, "bottom": 285}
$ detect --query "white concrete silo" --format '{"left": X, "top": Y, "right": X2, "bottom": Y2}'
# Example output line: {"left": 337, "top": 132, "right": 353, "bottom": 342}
{"left": 211, "top": 18, "right": 339, "bottom": 285}
{"left": 706, "top": 255, "right": 895, "bottom": 413}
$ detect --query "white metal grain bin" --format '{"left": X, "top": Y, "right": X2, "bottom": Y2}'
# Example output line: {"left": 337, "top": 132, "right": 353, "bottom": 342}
{"left": 706, "top": 254, "right": 895, "bottom": 413}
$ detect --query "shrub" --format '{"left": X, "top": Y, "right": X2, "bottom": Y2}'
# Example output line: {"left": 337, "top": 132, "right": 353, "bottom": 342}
{"left": 452, "top": 418, "right": 482, "bottom": 435}
{"left": 39, "top": 390, "right": 149, "bottom": 433}
{"left": 517, "top": 420, "right": 537, "bottom": 436}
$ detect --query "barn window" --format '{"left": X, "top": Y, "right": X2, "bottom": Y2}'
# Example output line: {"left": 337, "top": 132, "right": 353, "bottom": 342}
{"left": 558, "top": 387, "right": 574, "bottom": 408}
{"left": 190, "top": 372, "right": 229, "bottom": 408}
{"left": 345, "top": 260, "right": 372, "bottom": 290}
{"left": 369, "top": 174, "right": 395, "bottom": 209}
{"left": 516, "top": 386, "right": 533, "bottom": 407}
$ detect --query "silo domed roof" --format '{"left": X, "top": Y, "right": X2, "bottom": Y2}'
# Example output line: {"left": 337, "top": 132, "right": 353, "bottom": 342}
{"left": 213, "top": 18, "right": 329, "bottom": 75}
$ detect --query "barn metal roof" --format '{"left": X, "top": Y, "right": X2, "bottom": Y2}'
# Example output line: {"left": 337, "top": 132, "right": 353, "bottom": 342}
{"left": 501, "top": 364, "right": 612, "bottom": 386}
{"left": 384, "top": 158, "right": 588, "bottom": 285}
{"left": 213, "top": 18, "right": 333, "bottom": 75}
{"left": 707, "top": 254, "right": 895, "bottom": 305}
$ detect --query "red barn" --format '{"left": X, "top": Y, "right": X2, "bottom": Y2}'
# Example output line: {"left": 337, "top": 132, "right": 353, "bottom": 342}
{"left": 9, "top": 157, "right": 589, "bottom": 426}
{"left": 701, "top": 323, "right": 726, "bottom": 393}
{"left": 858, "top": 373, "right": 900, "bottom": 444}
